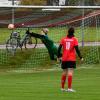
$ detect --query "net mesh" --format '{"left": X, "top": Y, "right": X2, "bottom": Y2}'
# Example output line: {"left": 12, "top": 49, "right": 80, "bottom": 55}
{"left": 0, "top": 7, "right": 100, "bottom": 70}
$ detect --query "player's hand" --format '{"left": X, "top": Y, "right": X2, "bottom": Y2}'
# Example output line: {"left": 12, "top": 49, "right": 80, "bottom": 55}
{"left": 57, "top": 57, "right": 62, "bottom": 63}
{"left": 57, "top": 58, "right": 60, "bottom": 62}
{"left": 26, "top": 30, "right": 30, "bottom": 34}
{"left": 81, "top": 58, "right": 84, "bottom": 62}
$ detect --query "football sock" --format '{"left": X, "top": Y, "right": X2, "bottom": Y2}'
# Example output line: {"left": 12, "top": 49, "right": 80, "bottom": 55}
{"left": 68, "top": 74, "right": 72, "bottom": 89}
{"left": 61, "top": 74, "right": 66, "bottom": 89}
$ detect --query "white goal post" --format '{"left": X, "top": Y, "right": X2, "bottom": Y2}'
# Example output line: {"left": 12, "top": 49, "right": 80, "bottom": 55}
{"left": 0, "top": 5, "right": 100, "bottom": 9}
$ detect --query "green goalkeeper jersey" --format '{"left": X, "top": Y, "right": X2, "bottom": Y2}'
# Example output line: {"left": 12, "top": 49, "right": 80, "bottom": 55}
{"left": 41, "top": 35, "right": 58, "bottom": 57}
{"left": 29, "top": 32, "right": 58, "bottom": 60}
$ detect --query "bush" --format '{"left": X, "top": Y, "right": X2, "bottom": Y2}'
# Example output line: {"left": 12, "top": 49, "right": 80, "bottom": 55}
{"left": 20, "top": 0, "right": 47, "bottom": 5}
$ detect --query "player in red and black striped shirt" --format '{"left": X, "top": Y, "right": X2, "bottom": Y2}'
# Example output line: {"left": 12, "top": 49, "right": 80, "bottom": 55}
{"left": 57, "top": 27, "right": 83, "bottom": 92}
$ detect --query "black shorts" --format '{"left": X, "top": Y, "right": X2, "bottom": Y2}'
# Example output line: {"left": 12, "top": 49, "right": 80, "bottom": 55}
{"left": 61, "top": 61, "right": 76, "bottom": 69}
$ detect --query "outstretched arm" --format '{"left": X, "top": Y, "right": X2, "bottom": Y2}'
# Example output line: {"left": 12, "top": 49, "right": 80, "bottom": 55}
{"left": 26, "top": 30, "right": 45, "bottom": 39}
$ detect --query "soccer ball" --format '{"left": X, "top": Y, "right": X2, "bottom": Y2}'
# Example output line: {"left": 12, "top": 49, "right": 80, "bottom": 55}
{"left": 22, "top": 23, "right": 24, "bottom": 26}
{"left": 8, "top": 24, "right": 14, "bottom": 29}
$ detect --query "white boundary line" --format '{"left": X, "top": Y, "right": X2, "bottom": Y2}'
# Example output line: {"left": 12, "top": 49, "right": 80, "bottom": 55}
{"left": 7, "top": 65, "right": 100, "bottom": 74}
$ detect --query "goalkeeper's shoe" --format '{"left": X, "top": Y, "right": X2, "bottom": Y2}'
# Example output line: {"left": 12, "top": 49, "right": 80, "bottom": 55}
{"left": 65, "top": 88, "right": 76, "bottom": 92}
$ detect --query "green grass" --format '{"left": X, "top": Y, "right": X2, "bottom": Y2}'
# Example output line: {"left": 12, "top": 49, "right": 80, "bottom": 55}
{"left": 0, "top": 27, "right": 100, "bottom": 100}
{"left": 0, "top": 31, "right": 100, "bottom": 100}
{"left": 0, "top": 64, "right": 99, "bottom": 100}
{"left": 0, "top": 27, "right": 100, "bottom": 44}
{"left": 0, "top": 48, "right": 51, "bottom": 69}
{"left": 0, "top": 46, "right": 100, "bottom": 69}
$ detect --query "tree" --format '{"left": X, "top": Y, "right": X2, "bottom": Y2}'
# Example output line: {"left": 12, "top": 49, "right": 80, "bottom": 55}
{"left": 68, "top": 0, "right": 81, "bottom": 6}
{"left": 20, "top": 0, "right": 100, "bottom": 6}
{"left": 93, "top": 0, "right": 100, "bottom": 5}
{"left": 20, "top": 0, "right": 47, "bottom": 5}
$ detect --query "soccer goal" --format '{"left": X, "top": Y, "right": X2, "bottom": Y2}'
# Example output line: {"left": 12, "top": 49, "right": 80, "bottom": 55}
{"left": 0, "top": 6, "right": 99, "bottom": 69}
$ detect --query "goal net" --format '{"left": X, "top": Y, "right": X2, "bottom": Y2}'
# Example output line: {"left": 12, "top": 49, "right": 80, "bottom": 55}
{"left": 0, "top": 6, "right": 99, "bottom": 70}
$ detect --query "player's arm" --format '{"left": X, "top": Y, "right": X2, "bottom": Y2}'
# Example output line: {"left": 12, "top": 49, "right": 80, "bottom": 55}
{"left": 30, "top": 32, "right": 45, "bottom": 39}
{"left": 26, "top": 30, "right": 45, "bottom": 39}
{"left": 75, "top": 45, "right": 83, "bottom": 59}
{"left": 57, "top": 44, "right": 62, "bottom": 58}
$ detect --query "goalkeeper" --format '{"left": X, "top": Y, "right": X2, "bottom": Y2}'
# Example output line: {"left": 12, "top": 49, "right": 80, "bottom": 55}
{"left": 26, "top": 28, "right": 58, "bottom": 60}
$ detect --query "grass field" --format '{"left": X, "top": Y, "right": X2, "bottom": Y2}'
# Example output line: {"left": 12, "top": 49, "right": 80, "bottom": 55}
{"left": 0, "top": 27, "right": 100, "bottom": 44}
{"left": 0, "top": 47, "right": 99, "bottom": 100}
{"left": 0, "top": 64, "right": 99, "bottom": 100}
{"left": 0, "top": 46, "right": 100, "bottom": 68}
{"left": 0, "top": 26, "right": 100, "bottom": 100}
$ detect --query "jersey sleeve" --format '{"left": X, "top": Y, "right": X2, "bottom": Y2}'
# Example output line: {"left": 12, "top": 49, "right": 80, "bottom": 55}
{"left": 74, "top": 38, "right": 78, "bottom": 46}
{"left": 60, "top": 38, "right": 63, "bottom": 45}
